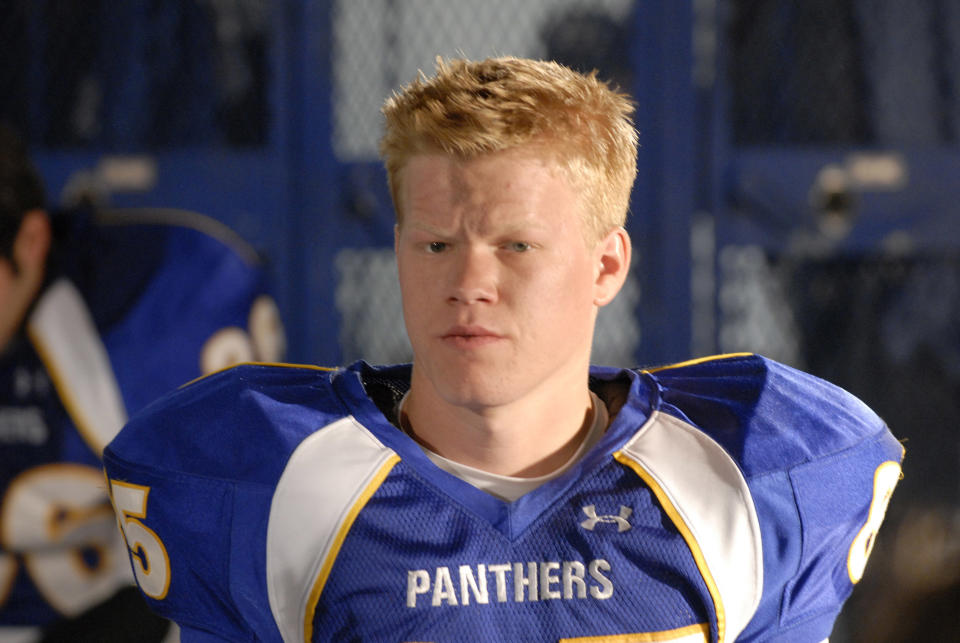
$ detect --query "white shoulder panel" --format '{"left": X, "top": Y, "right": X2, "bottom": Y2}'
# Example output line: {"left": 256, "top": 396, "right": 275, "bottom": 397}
{"left": 618, "top": 410, "right": 763, "bottom": 643}
{"left": 266, "top": 416, "right": 398, "bottom": 643}
{"left": 26, "top": 278, "right": 128, "bottom": 455}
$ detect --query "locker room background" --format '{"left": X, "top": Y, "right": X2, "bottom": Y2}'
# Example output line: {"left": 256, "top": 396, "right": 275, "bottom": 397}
{"left": 3, "top": 1, "right": 958, "bottom": 639}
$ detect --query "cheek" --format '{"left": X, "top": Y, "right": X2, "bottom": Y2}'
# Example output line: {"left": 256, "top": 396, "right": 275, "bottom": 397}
{"left": 539, "top": 252, "right": 595, "bottom": 294}
{"left": 517, "top": 258, "right": 594, "bottom": 317}
{"left": 396, "top": 259, "right": 421, "bottom": 300}
{"left": 398, "top": 271, "right": 432, "bottom": 332}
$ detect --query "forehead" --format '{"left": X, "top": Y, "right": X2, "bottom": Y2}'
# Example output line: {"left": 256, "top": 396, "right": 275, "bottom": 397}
{"left": 399, "top": 148, "right": 582, "bottom": 228}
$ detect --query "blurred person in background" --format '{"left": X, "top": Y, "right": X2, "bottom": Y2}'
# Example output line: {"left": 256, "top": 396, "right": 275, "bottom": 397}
{"left": 0, "top": 123, "right": 285, "bottom": 642}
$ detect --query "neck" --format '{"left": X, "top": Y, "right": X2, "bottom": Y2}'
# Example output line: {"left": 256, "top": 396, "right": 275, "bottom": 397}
{"left": 402, "top": 367, "right": 595, "bottom": 477}
{"left": 0, "top": 275, "right": 44, "bottom": 354}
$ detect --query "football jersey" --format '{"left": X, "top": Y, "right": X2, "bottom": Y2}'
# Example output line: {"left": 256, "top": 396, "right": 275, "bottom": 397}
{"left": 103, "top": 354, "right": 903, "bottom": 642}
{"left": 0, "top": 208, "right": 284, "bottom": 634}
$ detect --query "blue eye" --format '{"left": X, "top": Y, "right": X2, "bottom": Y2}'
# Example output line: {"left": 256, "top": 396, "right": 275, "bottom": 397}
{"left": 427, "top": 241, "right": 447, "bottom": 253}
{"left": 507, "top": 241, "right": 531, "bottom": 252}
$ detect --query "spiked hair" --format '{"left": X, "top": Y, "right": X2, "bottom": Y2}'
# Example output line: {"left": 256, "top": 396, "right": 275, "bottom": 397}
{"left": 380, "top": 57, "right": 638, "bottom": 242}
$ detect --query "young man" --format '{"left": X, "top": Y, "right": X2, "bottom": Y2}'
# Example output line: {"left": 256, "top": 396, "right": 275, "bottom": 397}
{"left": 0, "top": 124, "right": 285, "bottom": 642}
{"left": 103, "top": 58, "right": 902, "bottom": 642}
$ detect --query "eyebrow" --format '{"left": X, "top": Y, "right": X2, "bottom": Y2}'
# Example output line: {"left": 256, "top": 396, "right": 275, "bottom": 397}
{"left": 402, "top": 221, "right": 450, "bottom": 237}
{"left": 403, "top": 218, "right": 551, "bottom": 238}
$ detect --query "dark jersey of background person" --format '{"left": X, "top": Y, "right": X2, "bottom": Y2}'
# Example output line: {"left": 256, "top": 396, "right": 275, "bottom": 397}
{"left": 0, "top": 205, "right": 284, "bottom": 642}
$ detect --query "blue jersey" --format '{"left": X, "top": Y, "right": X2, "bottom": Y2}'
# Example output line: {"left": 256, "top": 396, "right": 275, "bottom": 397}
{"left": 0, "top": 208, "right": 284, "bottom": 631}
{"left": 103, "top": 354, "right": 902, "bottom": 642}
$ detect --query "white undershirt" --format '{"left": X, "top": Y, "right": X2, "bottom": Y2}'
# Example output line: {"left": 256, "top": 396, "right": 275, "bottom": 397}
{"left": 398, "top": 392, "right": 609, "bottom": 502}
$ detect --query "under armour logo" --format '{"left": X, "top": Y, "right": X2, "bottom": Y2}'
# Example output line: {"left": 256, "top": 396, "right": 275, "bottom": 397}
{"left": 580, "top": 505, "right": 632, "bottom": 532}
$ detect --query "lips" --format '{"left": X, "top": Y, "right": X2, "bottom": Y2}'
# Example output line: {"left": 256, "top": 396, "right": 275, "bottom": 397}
{"left": 440, "top": 325, "right": 504, "bottom": 347}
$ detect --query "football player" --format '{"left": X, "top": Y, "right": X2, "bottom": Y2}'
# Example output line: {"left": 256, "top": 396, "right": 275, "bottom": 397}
{"left": 104, "top": 58, "right": 901, "bottom": 642}
{"left": 0, "top": 123, "right": 284, "bottom": 642}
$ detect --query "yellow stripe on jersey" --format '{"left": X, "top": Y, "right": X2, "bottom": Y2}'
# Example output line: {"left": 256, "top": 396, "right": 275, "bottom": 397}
{"left": 614, "top": 452, "right": 726, "bottom": 643}
{"left": 27, "top": 325, "right": 103, "bottom": 453}
{"left": 613, "top": 410, "right": 764, "bottom": 643}
{"left": 26, "top": 279, "right": 129, "bottom": 456}
{"left": 560, "top": 621, "right": 709, "bottom": 642}
{"left": 303, "top": 454, "right": 401, "bottom": 642}
{"left": 266, "top": 416, "right": 403, "bottom": 642}
{"left": 641, "top": 353, "right": 753, "bottom": 374}
{"left": 179, "top": 361, "right": 338, "bottom": 389}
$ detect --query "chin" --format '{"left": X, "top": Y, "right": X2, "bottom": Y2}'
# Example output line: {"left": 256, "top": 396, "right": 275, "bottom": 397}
{"left": 427, "top": 363, "right": 522, "bottom": 410}
{"left": 436, "top": 379, "right": 514, "bottom": 410}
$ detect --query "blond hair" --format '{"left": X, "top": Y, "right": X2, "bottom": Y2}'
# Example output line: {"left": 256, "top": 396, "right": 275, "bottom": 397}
{"left": 380, "top": 56, "right": 638, "bottom": 242}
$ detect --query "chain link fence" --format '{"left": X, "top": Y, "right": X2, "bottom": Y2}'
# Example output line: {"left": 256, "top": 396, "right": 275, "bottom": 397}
{"left": 729, "top": 0, "right": 960, "bottom": 145}
{"left": 0, "top": 0, "right": 270, "bottom": 149}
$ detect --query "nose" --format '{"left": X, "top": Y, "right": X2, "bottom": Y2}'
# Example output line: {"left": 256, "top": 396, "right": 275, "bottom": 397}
{"left": 448, "top": 246, "right": 497, "bottom": 305}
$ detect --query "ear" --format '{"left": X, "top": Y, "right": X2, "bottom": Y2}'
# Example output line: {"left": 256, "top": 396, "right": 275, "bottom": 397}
{"left": 13, "top": 209, "right": 51, "bottom": 273}
{"left": 592, "top": 226, "right": 631, "bottom": 307}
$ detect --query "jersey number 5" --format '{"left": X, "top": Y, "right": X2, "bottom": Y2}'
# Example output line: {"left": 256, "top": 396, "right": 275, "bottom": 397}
{"left": 847, "top": 460, "right": 901, "bottom": 584}
{"left": 108, "top": 479, "right": 171, "bottom": 599}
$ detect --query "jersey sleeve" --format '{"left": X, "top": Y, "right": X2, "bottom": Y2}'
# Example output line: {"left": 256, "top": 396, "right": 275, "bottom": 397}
{"left": 742, "top": 419, "right": 901, "bottom": 641}
{"left": 103, "top": 364, "right": 339, "bottom": 642}
{"left": 102, "top": 213, "right": 287, "bottom": 415}
{"left": 649, "top": 354, "right": 904, "bottom": 641}
{"left": 105, "top": 452, "right": 276, "bottom": 640}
